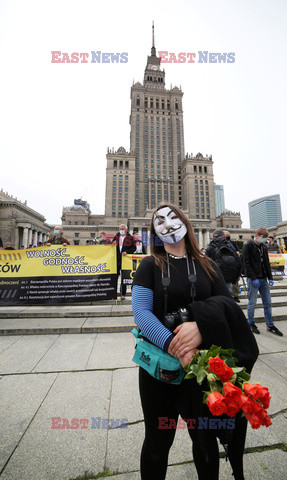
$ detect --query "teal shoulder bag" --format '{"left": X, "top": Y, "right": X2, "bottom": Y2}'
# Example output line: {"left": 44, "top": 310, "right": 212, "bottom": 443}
{"left": 132, "top": 328, "right": 185, "bottom": 385}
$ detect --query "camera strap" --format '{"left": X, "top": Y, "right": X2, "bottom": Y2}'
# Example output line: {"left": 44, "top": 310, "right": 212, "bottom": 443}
{"left": 162, "top": 253, "right": 197, "bottom": 316}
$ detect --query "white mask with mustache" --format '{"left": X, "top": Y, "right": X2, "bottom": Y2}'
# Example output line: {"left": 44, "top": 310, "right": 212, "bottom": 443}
{"left": 153, "top": 207, "right": 187, "bottom": 244}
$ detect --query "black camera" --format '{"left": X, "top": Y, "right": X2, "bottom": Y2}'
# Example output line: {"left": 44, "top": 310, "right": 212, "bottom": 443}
{"left": 164, "top": 307, "right": 190, "bottom": 331}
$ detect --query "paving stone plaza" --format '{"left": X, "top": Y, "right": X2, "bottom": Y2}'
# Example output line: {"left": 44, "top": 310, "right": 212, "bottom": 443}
{"left": 0, "top": 280, "right": 287, "bottom": 479}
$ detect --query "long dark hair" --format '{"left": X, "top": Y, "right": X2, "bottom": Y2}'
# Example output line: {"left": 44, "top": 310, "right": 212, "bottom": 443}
{"left": 150, "top": 202, "right": 217, "bottom": 279}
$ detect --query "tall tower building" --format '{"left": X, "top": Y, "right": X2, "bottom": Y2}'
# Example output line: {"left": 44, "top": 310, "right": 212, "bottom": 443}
{"left": 129, "top": 23, "right": 185, "bottom": 216}
{"left": 104, "top": 24, "right": 218, "bottom": 244}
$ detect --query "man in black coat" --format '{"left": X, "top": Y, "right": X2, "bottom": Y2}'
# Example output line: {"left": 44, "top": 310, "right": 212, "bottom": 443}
{"left": 205, "top": 230, "right": 240, "bottom": 294}
{"left": 112, "top": 224, "right": 135, "bottom": 300}
{"left": 243, "top": 227, "right": 283, "bottom": 336}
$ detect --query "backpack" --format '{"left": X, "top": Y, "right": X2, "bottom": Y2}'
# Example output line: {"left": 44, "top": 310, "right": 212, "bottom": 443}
{"left": 213, "top": 244, "right": 241, "bottom": 283}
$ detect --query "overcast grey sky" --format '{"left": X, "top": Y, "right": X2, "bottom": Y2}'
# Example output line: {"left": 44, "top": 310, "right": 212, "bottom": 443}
{"left": 0, "top": 0, "right": 286, "bottom": 228}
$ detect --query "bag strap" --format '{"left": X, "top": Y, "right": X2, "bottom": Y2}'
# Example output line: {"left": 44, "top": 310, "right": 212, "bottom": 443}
{"left": 161, "top": 253, "right": 197, "bottom": 314}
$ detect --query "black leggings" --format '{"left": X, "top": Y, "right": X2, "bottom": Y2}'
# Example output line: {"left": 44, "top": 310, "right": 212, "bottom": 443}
{"left": 139, "top": 368, "right": 247, "bottom": 480}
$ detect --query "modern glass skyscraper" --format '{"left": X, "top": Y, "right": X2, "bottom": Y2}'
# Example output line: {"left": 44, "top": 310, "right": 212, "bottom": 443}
{"left": 249, "top": 194, "right": 282, "bottom": 228}
{"left": 214, "top": 184, "right": 225, "bottom": 217}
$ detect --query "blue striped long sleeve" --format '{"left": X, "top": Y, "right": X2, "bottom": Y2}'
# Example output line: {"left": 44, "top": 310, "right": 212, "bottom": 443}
{"left": 132, "top": 284, "right": 174, "bottom": 352}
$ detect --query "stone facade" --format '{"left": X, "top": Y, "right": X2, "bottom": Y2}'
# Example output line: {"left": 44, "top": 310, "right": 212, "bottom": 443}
{"left": 0, "top": 189, "right": 51, "bottom": 248}
{"left": 104, "top": 147, "right": 135, "bottom": 221}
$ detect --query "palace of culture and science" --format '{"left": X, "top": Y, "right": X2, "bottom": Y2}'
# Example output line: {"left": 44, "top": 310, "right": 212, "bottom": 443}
{"left": 103, "top": 26, "right": 241, "bottom": 247}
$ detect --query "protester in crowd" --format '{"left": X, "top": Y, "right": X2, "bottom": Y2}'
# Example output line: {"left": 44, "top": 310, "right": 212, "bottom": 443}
{"left": 20, "top": 245, "right": 25, "bottom": 249}
{"left": 112, "top": 224, "right": 135, "bottom": 300}
{"left": 85, "top": 240, "right": 91, "bottom": 245}
{"left": 133, "top": 232, "right": 147, "bottom": 254}
{"left": 243, "top": 227, "right": 283, "bottom": 336}
{"left": 46, "top": 226, "right": 70, "bottom": 246}
{"left": 224, "top": 230, "right": 241, "bottom": 303}
{"left": 5, "top": 242, "right": 15, "bottom": 250}
{"left": 205, "top": 229, "right": 241, "bottom": 294}
{"left": 267, "top": 235, "right": 281, "bottom": 253}
{"left": 0, "top": 236, "right": 3, "bottom": 249}
{"left": 98, "top": 232, "right": 109, "bottom": 245}
{"left": 132, "top": 202, "right": 258, "bottom": 480}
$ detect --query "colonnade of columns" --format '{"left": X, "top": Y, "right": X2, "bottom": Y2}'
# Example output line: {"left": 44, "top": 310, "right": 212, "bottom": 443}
{"left": 21, "top": 227, "right": 49, "bottom": 249}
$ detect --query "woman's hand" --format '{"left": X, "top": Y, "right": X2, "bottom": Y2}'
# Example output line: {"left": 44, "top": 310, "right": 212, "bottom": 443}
{"left": 178, "top": 349, "right": 198, "bottom": 368}
{"left": 169, "top": 322, "right": 203, "bottom": 358}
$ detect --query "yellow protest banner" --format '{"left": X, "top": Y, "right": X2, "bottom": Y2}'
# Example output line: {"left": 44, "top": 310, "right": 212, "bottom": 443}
{"left": 0, "top": 245, "right": 117, "bottom": 305}
{"left": 268, "top": 253, "right": 285, "bottom": 276}
{"left": 121, "top": 253, "right": 147, "bottom": 285}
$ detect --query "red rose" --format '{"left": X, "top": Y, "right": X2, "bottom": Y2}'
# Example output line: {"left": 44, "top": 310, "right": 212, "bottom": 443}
{"left": 208, "top": 357, "right": 234, "bottom": 382}
{"left": 254, "top": 384, "right": 271, "bottom": 409}
{"left": 240, "top": 395, "right": 255, "bottom": 414}
{"left": 206, "top": 392, "right": 228, "bottom": 416}
{"left": 243, "top": 383, "right": 259, "bottom": 398}
{"left": 245, "top": 411, "right": 261, "bottom": 429}
{"left": 244, "top": 383, "right": 271, "bottom": 410}
{"left": 224, "top": 398, "right": 241, "bottom": 417}
{"left": 223, "top": 382, "right": 242, "bottom": 402}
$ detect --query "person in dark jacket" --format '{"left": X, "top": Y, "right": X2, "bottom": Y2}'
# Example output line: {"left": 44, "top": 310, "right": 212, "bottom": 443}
{"left": 46, "top": 226, "right": 70, "bottom": 246}
{"left": 205, "top": 229, "right": 239, "bottom": 294}
{"left": 243, "top": 227, "right": 283, "bottom": 336}
{"left": 224, "top": 230, "right": 241, "bottom": 303}
{"left": 112, "top": 224, "right": 136, "bottom": 300}
{"left": 267, "top": 235, "right": 281, "bottom": 253}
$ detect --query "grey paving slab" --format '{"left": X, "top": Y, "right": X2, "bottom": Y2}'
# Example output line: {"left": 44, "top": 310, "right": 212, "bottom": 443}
{"left": 109, "top": 368, "right": 142, "bottom": 423}
{"left": 106, "top": 414, "right": 281, "bottom": 474}
{"left": 106, "top": 423, "right": 143, "bottom": 472}
{"left": 245, "top": 420, "right": 282, "bottom": 450}
{"left": 32, "top": 333, "right": 97, "bottom": 372}
{"left": 86, "top": 332, "right": 135, "bottom": 369}
{"left": 101, "top": 450, "right": 287, "bottom": 480}
{"left": 259, "top": 352, "right": 287, "bottom": 381}
{"left": 0, "top": 335, "right": 58, "bottom": 374}
{"left": 251, "top": 358, "right": 287, "bottom": 414}
{"left": 0, "top": 336, "right": 22, "bottom": 353}
{"left": 255, "top": 322, "right": 287, "bottom": 353}
{"left": 0, "top": 373, "right": 57, "bottom": 472}
{"left": 0, "top": 371, "right": 112, "bottom": 480}
{"left": 269, "top": 413, "right": 287, "bottom": 444}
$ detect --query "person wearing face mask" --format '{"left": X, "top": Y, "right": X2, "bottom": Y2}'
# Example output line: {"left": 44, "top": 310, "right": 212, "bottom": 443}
{"left": 46, "top": 226, "right": 70, "bottom": 246}
{"left": 133, "top": 232, "right": 147, "bottom": 254}
{"left": 224, "top": 231, "right": 241, "bottom": 303}
{"left": 112, "top": 224, "right": 135, "bottom": 300}
{"left": 132, "top": 203, "right": 259, "bottom": 480}
{"left": 242, "top": 227, "right": 283, "bottom": 336}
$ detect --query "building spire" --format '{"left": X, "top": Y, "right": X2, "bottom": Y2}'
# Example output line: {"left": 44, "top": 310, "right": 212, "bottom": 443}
{"left": 151, "top": 21, "right": 156, "bottom": 56}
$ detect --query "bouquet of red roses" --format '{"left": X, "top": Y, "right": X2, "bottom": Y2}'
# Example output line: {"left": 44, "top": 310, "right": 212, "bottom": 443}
{"left": 184, "top": 345, "right": 272, "bottom": 429}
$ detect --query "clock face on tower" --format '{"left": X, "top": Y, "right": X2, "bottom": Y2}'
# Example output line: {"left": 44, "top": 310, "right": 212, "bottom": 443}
{"left": 151, "top": 65, "right": 158, "bottom": 71}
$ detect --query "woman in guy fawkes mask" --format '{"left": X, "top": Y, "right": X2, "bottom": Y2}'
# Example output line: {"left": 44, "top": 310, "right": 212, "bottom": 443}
{"left": 132, "top": 202, "right": 258, "bottom": 480}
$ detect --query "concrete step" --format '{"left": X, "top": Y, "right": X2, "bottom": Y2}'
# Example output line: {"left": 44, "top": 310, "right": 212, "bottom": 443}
{"left": 1, "top": 294, "right": 287, "bottom": 318}
{"left": 0, "top": 305, "right": 286, "bottom": 335}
